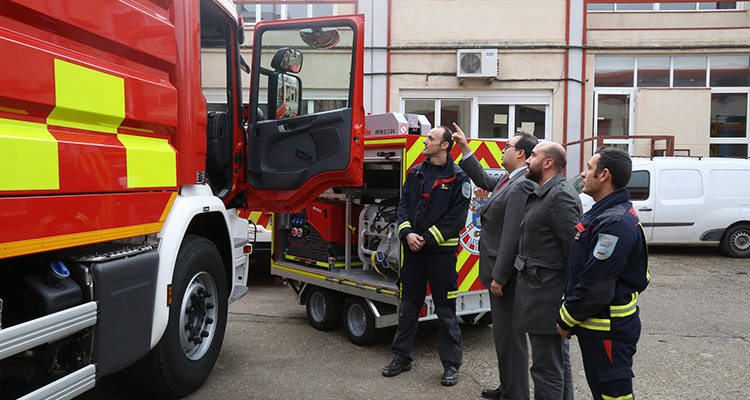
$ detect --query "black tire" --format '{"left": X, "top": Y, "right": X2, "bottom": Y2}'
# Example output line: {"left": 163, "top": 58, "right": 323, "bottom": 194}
{"left": 127, "top": 235, "right": 228, "bottom": 397}
{"left": 720, "top": 224, "right": 750, "bottom": 258}
{"left": 343, "top": 296, "right": 381, "bottom": 346}
{"left": 462, "top": 312, "right": 492, "bottom": 326}
{"left": 305, "top": 286, "right": 343, "bottom": 331}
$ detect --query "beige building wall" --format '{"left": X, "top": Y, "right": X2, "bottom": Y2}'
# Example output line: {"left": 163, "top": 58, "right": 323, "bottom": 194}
{"left": 633, "top": 88, "right": 712, "bottom": 157}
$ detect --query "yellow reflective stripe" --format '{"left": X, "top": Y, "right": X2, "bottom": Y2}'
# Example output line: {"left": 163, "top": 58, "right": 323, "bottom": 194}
{"left": 1, "top": 222, "right": 163, "bottom": 259}
{"left": 399, "top": 221, "right": 412, "bottom": 233}
{"left": 602, "top": 393, "right": 633, "bottom": 400}
{"left": 364, "top": 137, "right": 406, "bottom": 145}
{"left": 0, "top": 118, "right": 59, "bottom": 191}
{"left": 610, "top": 292, "right": 639, "bottom": 318}
{"left": 579, "top": 317, "right": 611, "bottom": 331}
{"left": 429, "top": 225, "right": 445, "bottom": 243}
{"left": 559, "top": 304, "right": 581, "bottom": 327}
{"left": 158, "top": 192, "right": 178, "bottom": 222}
{"left": 117, "top": 134, "right": 177, "bottom": 188}
{"left": 447, "top": 290, "right": 459, "bottom": 299}
{"left": 438, "top": 238, "right": 459, "bottom": 246}
{"left": 47, "top": 59, "right": 124, "bottom": 134}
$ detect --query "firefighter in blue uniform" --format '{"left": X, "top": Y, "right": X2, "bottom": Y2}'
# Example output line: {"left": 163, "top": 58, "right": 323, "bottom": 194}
{"left": 556, "top": 146, "right": 650, "bottom": 400}
{"left": 382, "top": 125, "right": 471, "bottom": 387}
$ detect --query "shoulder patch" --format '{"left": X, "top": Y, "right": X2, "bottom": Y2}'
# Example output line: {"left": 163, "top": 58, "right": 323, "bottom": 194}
{"left": 593, "top": 233, "right": 619, "bottom": 260}
{"left": 462, "top": 182, "right": 471, "bottom": 199}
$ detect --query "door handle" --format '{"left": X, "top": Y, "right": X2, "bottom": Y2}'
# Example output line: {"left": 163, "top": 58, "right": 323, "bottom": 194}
{"left": 638, "top": 207, "right": 652, "bottom": 212}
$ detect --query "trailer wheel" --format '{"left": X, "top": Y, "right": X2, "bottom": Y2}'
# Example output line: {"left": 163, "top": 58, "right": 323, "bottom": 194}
{"left": 343, "top": 297, "right": 380, "bottom": 346}
{"left": 306, "top": 287, "right": 342, "bottom": 331}
{"left": 462, "top": 312, "right": 492, "bottom": 327}
{"left": 720, "top": 223, "right": 750, "bottom": 258}
{"left": 127, "top": 235, "right": 228, "bottom": 397}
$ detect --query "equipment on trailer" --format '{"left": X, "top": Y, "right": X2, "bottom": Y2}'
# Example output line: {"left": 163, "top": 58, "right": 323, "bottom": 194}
{"left": 272, "top": 113, "right": 508, "bottom": 345}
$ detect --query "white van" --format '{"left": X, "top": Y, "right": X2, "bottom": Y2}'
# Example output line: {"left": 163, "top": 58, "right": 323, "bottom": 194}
{"left": 570, "top": 157, "right": 750, "bottom": 258}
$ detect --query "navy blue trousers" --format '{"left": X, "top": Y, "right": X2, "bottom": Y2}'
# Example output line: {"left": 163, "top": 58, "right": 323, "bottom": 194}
{"left": 578, "top": 337, "right": 637, "bottom": 399}
{"left": 391, "top": 249, "right": 462, "bottom": 370}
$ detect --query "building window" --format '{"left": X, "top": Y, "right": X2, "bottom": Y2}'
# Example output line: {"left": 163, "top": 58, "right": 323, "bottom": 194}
{"left": 401, "top": 91, "right": 551, "bottom": 140}
{"left": 595, "top": 55, "right": 750, "bottom": 157}
{"left": 674, "top": 56, "right": 707, "bottom": 87}
{"left": 710, "top": 56, "right": 750, "bottom": 87}
{"left": 235, "top": 1, "right": 354, "bottom": 24}
{"left": 637, "top": 56, "right": 670, "bottom": 87}
{"left": 710, "top": 91, "right": 749, "bottom": 156}
{"left": 587, "top": 2, "right": 738, "bottom": 12}
{"left": 595, "top": 56, "right": 634, "bottom": 87}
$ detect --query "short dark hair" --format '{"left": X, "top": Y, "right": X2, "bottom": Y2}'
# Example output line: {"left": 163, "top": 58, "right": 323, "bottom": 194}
{"left": 594, "top": 146, "right": 632, "bottom": 189}
{"left": 438, "top": 125, "right": 454, "bottom": 152}
{"left": 514, "top": 132, "right": 539, "bottom": 160}
{"left": 546, "top": 144, "right": 567, "bottom": 171}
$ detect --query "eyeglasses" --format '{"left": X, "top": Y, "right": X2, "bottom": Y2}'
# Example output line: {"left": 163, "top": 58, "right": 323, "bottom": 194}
{"left": 503, "top": 143, "right": 516, "bottom": 152}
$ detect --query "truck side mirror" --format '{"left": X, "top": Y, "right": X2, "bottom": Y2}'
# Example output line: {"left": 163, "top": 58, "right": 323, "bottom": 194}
{"left": 270, "top": 47, "right": 302, "bottom": 74}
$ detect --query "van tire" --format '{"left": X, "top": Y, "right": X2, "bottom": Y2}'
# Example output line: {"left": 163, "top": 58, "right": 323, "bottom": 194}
{"left": 720, "top": 224, "right": 750, "bottom": 258}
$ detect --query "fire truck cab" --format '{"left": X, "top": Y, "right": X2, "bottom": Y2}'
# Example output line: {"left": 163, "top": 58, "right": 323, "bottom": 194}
{"left": 0, "top": 1, "right": 363, "bottom": 398}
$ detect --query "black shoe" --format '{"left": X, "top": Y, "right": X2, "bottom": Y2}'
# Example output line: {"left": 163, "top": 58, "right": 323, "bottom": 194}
{"left": 382, "top": 358, "right": 412, "bottom": 377}
{"left": 441, "top": 367, "right": 459, "bottom": 386}
{"left": 481, "top": 386, "right": 502, "bottom": 399}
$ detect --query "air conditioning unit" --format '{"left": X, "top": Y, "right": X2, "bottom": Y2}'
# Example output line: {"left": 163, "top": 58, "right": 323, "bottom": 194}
{"left": 456, "top": 49, "right": 498, "bottom": 78}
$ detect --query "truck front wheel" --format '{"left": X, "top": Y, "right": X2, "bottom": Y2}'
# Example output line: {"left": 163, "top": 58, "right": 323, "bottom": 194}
{"left": 128, "top": 235, "right": 228, "bottom": 397}
{"left": 720, "top": 223, "right": 750, "bottom": 258}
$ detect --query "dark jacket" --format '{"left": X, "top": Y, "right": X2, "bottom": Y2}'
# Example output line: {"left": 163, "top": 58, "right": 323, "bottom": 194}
{"left": 513, "top": 173, "right": 582, "bottom": 334}
{"left": 558, "top": 188, "right": 650, "bottom": 342}
{"left": 398, "top": 154, "right": 471, "bottom": 253}
{"left": 459, "top": 155, "right": 535, "bottom": 288}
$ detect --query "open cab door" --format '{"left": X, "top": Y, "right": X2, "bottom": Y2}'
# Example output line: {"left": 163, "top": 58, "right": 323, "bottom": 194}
{"left": 243, "top": 16, "right": 364, "bottom": 212}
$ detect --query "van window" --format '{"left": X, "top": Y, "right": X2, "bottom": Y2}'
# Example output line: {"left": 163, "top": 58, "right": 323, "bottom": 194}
{"left": 659, "top": 169, "right": 702, "bottom": 200}
{"left": 711, "top": 170, "right": 750, "bottom": 198}
{"left": 626, "top": 170, "right": 650, "bottom": 200}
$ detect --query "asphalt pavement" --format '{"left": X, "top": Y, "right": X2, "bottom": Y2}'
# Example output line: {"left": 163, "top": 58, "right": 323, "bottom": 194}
{"left": 82, "top": 246, "right": 750, "bottom": 399}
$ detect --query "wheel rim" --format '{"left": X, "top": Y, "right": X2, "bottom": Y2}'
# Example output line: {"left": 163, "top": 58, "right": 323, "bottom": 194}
{"left": 731, "top": 229, "right": 750, "bottom": 252}
{"left": 309, "top": 291, "right": 327, "bottom": 323}
{"left": 346, "top": 302, "right": 367, "bottom": 337}
{"left": 179, "top": 271, "right": 219, "bottom": 360}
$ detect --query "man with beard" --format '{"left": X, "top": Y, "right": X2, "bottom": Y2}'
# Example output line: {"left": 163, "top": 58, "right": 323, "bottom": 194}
{"left": 382, "top": 125, "right": 471, "bottom": 387}
{"left": 515, "top": 141, "right": 581, "bottom": 399}
{"left": 452, "top": 124, "right": 537, "bottom": 400}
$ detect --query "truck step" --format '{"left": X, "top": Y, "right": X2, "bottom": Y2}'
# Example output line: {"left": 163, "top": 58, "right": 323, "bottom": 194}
{"left": 18, "top": 364, "right": 96, "bottom": 400}
{"left": 0, "top": 301, "right": 97, "bottom": 360}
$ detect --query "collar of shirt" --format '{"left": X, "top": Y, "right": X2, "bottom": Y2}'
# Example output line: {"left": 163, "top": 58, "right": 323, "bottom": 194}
{"left": 508, "top": 166, "right": 527, "bottom": 180}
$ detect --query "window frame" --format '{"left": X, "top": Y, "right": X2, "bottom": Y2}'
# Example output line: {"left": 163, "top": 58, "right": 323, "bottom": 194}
{"left": 235, "top": 1, "right": 356, "bottom": 25}
{"left": 708, "top": 88, "right": 750, "bottom": 156}
{"left": 399, "top": 89, "right": 552, "bottom": 140}
{"left": 586, "top": 1, "right": 741, "bottom": 12}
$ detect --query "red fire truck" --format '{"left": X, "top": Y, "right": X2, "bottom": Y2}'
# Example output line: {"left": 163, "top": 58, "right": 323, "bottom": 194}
{"left": 0, "top": 1, "right": 364, "bottom": 398}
